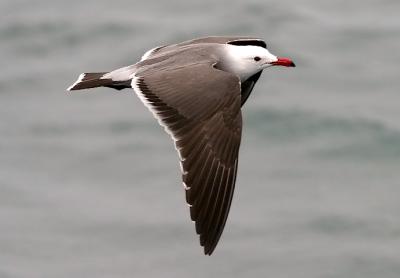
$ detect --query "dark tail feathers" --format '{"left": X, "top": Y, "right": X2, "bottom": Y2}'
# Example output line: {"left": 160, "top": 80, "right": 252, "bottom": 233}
{"left": 67, "top": 72, "right": 131, "bottom": 91}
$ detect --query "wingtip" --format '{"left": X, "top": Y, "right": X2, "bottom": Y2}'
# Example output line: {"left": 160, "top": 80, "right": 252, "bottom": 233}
{"left": 203, "top": 245, "right": 215, "bottom": 256}
{"left": 201, "top": 237, "right": 217, "bottom": 255}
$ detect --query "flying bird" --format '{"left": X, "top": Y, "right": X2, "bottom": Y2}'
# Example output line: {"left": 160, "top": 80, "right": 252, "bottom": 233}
{"left": 67, "top": 36, "right": 295, "bottom": 255}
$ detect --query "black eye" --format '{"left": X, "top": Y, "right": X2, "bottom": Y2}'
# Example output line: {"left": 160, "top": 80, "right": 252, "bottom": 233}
{"left": 254, "top": 56, "right": 261, "bottom": 62}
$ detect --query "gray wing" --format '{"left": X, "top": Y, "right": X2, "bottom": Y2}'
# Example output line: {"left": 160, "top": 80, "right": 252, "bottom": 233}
{"left": 132, "top": 61, "right": 242, "bottom": 255}
{"left": 141, "top": 36, "right": 267, "bottom": 61}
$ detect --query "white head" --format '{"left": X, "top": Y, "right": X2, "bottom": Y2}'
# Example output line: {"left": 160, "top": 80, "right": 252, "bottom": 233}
{"left": 223, "top": 44, "right": 295, "bottom": 81}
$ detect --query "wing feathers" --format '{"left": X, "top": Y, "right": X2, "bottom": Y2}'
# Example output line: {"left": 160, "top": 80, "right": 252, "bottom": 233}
{"left": 133, "top": 62, "right": 242, "bottom": 255}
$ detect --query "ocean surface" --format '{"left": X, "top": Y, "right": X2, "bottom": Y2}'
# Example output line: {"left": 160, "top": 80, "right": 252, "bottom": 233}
{"left": 1, "top": 0, "right": 400, "bottom": 277}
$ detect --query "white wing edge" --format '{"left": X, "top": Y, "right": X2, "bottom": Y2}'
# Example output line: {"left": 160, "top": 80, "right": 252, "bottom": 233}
{"left": 131, "top": 76, "right": 188, "bottom": 181}
{"left": 140, "top": 46, "right": 163, "bottom": 61}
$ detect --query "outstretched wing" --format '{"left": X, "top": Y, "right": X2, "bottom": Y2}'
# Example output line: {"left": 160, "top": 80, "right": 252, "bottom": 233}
{"left": 132, "top": 61, "right": 242, "bottom": 255}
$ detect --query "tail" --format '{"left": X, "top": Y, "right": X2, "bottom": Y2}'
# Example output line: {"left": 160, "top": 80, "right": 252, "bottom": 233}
{"left": 67, "top": 72, "right": 132, "bottom": 91}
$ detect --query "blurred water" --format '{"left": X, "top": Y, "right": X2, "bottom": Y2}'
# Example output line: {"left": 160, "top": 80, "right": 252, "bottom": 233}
{"left": 1, "top": 0, "right": 400, "bottom": 277}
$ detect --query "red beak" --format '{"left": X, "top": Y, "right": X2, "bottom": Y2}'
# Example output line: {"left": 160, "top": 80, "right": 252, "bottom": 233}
{"left": 271, "top": 57, "right": 296, "bottom": 67}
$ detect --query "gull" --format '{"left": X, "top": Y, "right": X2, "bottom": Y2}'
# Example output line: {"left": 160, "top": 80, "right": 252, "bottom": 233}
{"left": 67, "top": 36, "right": 295, "bottom": 255}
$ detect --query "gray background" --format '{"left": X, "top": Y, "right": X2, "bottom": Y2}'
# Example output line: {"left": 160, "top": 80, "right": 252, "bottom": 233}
{"left": 1, "top": 0, "right": 399, "bottom": 277}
